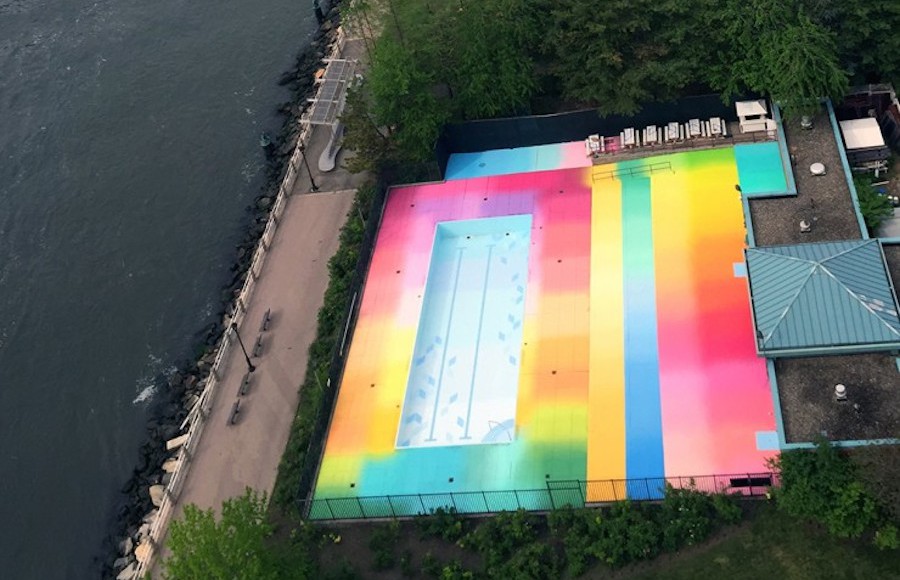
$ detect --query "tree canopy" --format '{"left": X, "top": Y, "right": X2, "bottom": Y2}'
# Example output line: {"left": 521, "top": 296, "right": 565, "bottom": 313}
{"left": 342, "top": 0, "right": 898, "bottom": 162}
{"left": 163, "top": 489, "right": 277, "bottom": 580}
{"left": 722, "top": 0, "right": 848, "bottom": 118}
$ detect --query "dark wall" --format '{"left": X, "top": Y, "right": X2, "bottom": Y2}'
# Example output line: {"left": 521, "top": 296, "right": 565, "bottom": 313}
{"left": 434, "top": 94, "right": 747, "bottom": 177}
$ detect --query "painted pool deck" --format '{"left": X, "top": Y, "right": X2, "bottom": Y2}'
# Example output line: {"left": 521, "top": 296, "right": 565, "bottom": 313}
{"left": 314, "top": 146, "right": 778, "bottom": 512}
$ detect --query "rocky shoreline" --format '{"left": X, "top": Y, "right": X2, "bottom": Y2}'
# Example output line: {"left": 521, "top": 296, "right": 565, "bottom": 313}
{"left": 97, "top": 4, "right": 343, "bottom": 578}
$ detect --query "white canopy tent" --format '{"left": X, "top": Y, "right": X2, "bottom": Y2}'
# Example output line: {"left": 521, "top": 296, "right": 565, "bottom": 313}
{"left": 839, "top": 117, "right": 890, "bottom": 170}
{"left": 735, "top": 99, "right": 774, "bottom": 134}
{"left": 735, "top": 100, "right": 769, "bottom": 118}
{"left": 839, "top": 118, "right": 886, "bottom": 150}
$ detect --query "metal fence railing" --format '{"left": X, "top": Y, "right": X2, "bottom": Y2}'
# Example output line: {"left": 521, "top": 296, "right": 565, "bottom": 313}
{"left": 301, "top": 472, "right": 777, "bottom": 521}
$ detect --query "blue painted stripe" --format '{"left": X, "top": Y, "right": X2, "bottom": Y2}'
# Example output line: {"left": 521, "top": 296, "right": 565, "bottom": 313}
{"left": 621, "top": 176, "right": 665, "bottom": 486}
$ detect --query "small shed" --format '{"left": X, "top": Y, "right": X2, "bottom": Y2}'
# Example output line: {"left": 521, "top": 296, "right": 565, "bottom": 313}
{"left": 839, "top": 118, "right": 890, "bottom": 165}
{"left": 745, "top": 240, "right": 900, "bottom": 357}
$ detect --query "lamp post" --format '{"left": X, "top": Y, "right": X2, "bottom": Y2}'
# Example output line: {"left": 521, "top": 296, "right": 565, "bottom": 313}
{"left": 299, "top": 142, "right": 319, "bottom": 192}
{"left": 230, "top": 323, "right": 256, "bottom": 373}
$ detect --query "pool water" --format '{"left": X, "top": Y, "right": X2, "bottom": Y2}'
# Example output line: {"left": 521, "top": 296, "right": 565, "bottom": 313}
{"left": 734, "top": 142, "right": 789, "bottom": 195}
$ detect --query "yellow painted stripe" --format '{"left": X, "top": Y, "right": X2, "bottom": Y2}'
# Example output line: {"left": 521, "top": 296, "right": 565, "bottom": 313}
{"left": 587, "top": 167, "right": 626, "bottom": 485}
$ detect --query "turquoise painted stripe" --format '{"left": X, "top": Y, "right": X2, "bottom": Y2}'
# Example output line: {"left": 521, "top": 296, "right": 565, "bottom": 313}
{"left": 621, "top": 175, "right": 665, "bottom": 492}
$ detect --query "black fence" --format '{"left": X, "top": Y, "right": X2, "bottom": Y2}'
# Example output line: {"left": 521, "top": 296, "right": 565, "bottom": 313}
{"left": 301, "top": 472, "right": 777, "bottom": 520}
{"left": 435, "top": 94, "right": 757, "bottom": 177}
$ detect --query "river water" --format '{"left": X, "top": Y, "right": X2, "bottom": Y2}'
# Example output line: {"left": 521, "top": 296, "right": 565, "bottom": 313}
{"left": 0, "top": 0, "right": 318, "bottom": 576}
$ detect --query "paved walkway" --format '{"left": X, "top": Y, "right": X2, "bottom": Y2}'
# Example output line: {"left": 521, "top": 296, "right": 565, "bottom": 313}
{"left": 151, "top": 136, "right": 362, "bottom": 575}
{"left": 153, "top": 188, "right": 352, "bottom": 564}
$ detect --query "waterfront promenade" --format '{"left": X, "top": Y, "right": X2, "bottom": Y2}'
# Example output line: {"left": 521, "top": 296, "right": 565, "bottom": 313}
{"left": 148, "top": 130, "right": 367, "bottom": 578}
{"left": 137, "top": 32, "right": 371, "bottom": 578}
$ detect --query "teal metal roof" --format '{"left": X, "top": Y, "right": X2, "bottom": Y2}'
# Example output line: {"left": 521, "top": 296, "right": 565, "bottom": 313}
{"left": 745, "top": 240, "right": 900, "bottom": 356}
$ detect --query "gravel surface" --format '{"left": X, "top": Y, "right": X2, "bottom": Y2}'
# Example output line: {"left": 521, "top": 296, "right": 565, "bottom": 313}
{"left": 749, "top": 111, "right": 864, "bottom": 246}
{"left": 775, "top": 353, "right": 900, "bottom": 443}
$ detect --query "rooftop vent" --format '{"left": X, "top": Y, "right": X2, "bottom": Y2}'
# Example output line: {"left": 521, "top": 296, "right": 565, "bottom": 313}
{"left": 835, "top": 383, "right": 848, "bottom": 401}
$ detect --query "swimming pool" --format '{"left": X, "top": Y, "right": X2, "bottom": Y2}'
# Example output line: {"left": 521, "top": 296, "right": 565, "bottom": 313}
{"left": 311, "top": 147, "right": 778, "bottom": 515}
{"left": 397, "top": 216, "right": 531, "bottom": 449}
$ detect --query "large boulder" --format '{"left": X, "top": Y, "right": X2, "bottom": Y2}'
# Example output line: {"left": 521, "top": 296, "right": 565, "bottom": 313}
{"left": 119, "top": 536, "right": 133, "bottom": 556}
{"left": 116, "top": 562, "right": 136, "bottom": 580}
{"left": 149, "top": 485, "right": 165, "bottom": 507}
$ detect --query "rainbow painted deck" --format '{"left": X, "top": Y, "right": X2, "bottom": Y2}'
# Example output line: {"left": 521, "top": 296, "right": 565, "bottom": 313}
{"left": 312, "top": 146, "right": 777, "bottom": 514}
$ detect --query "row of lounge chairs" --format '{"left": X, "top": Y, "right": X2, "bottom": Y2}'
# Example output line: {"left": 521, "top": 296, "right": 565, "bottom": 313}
{"left": 584, "top": 117, "right": 728, "bottom": 157}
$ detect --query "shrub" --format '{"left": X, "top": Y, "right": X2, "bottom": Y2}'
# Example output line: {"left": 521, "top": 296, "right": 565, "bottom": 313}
{"left": 711, "top": 493, "right": 743, "bottom": 525}
{"left": 548, "top": 508, "right": 597, "bottom": 576}
{"left": 399, "top": 549, "right": 415, "bottom": 577}
{"left": 498, "top": 542, "right": 561, "bottom": 579}
{"left": 874, "top": 523, "right": 899, "bottom": 551}
{"left": 368, "top": 520, "right": 400, "bottom": 571}
{"left": 591, "top": 502, "right": 661, "bottom": 567}
{"left": 548, "top": 490, "right": 743, "bottom": 574}
{"left": 460, "top": 509, "right": 538, "bottom": 572}
{"left": 772, "top": 440, "right": 892, "bottom": 547}
{"left": 854, "top": 175, "right": 893, "bottom": 233}
{"left": 417, "top": 507, "right": 467, "bottom": 542}
{"left": 440, "top": 561, "right": 475, "bottom": 580}
{"left": 421, "top": 552, "right": 442, "bottom": 578}
{"left": 659, "top": 485, "right": 715, "bottom": 551}
{"left": 827, "top": 481, "right": 879, "bottom": 539}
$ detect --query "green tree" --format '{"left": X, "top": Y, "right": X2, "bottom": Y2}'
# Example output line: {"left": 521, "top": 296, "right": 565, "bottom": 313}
{"left": 163, "top": 489, "right": 277, "bottom": 580}
{"left": 720, "top": 0, "right": 848, "bottom": 117}
{"left": 340, "top": 83, "right": 393, "bottom": 174}
{"left": 802, "top": 0, "right": 900, "bottom": 83}
{"left": 547, "top": 0, "right": 726, "bottom": 115}
{"left": 367, "top": 34, "right": 450, "bottom": 161}
{"left": 449, "top": 0, "right": 540, "bottom": 119}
